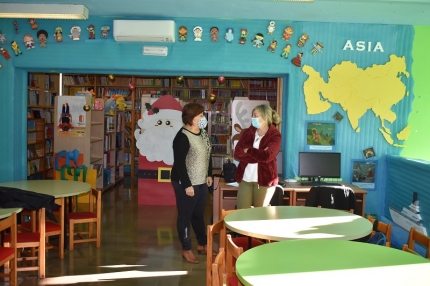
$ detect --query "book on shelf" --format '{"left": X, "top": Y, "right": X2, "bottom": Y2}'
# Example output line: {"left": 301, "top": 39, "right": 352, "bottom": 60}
{"left": 45, "top": 154, "right": 52, "bottom": 169}
{"left": 27, "top": 146, "right": 35, "bottom": 159}
{"left": 36, "top": 148, "right": 44, "bottom": 157}
{"left": 45, "top": 139, "right": 53, "bottom": 153}
{"left": 90, "top": 163, "right": 103, "bottom": 176}
{"left": 28, "top": 90, "right": 40, "bottom": 105}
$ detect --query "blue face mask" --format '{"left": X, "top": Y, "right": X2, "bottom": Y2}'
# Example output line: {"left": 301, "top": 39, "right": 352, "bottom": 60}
{"left": 251, "top": 117, "right": 262, "bottom": 129}
{"left": 197, "top": 116, "right": 208, "bottom": 129}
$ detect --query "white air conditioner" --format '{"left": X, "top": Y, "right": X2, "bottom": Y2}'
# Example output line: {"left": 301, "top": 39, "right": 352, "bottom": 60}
{"left": 142, "top": 46, "right": 168, "bottom": 56}
{"left": 113, "top": 20, "right": 175, "bottom": 42}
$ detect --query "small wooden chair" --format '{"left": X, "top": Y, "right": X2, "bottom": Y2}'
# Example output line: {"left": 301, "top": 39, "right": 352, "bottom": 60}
{"left": 207, "top": 219, "right": 226, "bottom": 286}
{"left": 66, "top": 189, "right": 101, "bottom": 251}
{"left": 367, "top": 215, "right": 392, "bottom": 247}
{"left": 226, "top": 234, "right": 243, "bottom": 286}
{"left": 0, "top": 212, "right": 17, "bottom": 286}
{"left": 402, "top": 227, "right": 430, "bottom": 258}
{"left": 211, "top": 247, "right": 225, "bottom": 286}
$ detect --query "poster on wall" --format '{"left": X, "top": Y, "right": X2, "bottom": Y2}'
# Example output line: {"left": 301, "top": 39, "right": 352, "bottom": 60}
{"left": 305, "top": 121, "right": 336, "bottom": 151}
{"left": 351, "top": 160, "right": 377, "bottom": 190}
{"left": 56, "top": 95, "right": 87, "bottom": 137}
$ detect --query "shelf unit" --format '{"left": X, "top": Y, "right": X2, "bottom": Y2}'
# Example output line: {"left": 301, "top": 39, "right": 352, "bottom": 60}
{"left": 89, "top": 99, "right": 105, "bottom": 189}
{"left": 115, "top": 111, "right": 125, "bottom": 183}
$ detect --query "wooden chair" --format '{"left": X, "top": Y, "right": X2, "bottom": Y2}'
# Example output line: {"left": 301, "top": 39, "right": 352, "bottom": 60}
{"left": 66, "top": 189, "right": 101, "bottom": 251}
{"left": 367, "top": 215, "right": 392, "bottom": 247}
{"left": 3, "top": 208, "right": 46, "bottom": 279}
{"left": 207, "top": 219, "right": 226, "bottom": 286}
{"left": 402, "top": 227, "right": 430, "bottom": 258}
{"left": 0, "top": 212, "right": 17, "bottom": 286}
{"left": 226, "top": 234, "right": 243, "bottom": 286}
{"left": 211, "top": 247, "right": 225, "bottom": 286}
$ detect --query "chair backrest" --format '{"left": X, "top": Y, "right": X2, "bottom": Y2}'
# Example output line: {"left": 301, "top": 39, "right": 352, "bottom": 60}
{"left": 405, "top": 227, "right": 430, "bottom": 258}
{"left": 367, "top": 215, "right": 392, "bottom": 247}
{"left": 207, "top": 219, "right": 226, "bottom": 286}
{"left": 269, "top": 185, "right": 284, "bottom": 206}
{"left": 211, "top": 248, "right": 225, "bottom": 286}
{"left": 89, "top": 189, "right": 102, "bottom": 216}
{"left": 306, "top": 186, "right": 358, "bottom": 214}
{"left": 226, "top": 234, "right": 243, "bottom": 279}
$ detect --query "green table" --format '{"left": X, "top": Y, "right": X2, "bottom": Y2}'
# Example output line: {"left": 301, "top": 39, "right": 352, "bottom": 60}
{"left": 224, "top": 206, "right": 372, "bottom": 241}
{"left": 0, "top": 207, "right": 22, "bottom": 219}
{"left": 236, "top": 239, "right": 430, "bottom": 285}
{"left": 0, "top": 180, "right": 92, "bottom": 198}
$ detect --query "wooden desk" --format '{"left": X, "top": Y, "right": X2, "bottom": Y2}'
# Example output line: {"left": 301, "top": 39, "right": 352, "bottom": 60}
{"left": 224, "top": 206, "right": 372, "bottom": 241}
{"left": 236, "top": 239, "right": 430, "bottom": 286}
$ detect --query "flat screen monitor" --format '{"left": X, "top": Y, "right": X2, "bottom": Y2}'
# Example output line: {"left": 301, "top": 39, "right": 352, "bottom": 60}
{"left": 299, "top": 152, "right": 341, "bottom": 182}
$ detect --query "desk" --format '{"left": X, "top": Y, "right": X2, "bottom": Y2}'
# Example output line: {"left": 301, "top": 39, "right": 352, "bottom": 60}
{"left": 236, "top": 239, "right": 430, "bottom": 286}
{"left": 224, "top": 206, "right": 372, "bottom": 241}
{"left": 0, "top": 208, "right": 23, "bottom": 219}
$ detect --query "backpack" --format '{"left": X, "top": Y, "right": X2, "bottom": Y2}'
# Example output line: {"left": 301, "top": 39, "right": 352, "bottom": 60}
{"left": 222, "top": 162, "right": 236, "bottom": 183}
{"left": 366, "top": 219, "right": 387, "bottom": 246}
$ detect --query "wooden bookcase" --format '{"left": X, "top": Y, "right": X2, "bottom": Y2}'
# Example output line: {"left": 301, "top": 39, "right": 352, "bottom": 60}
{"left": 115, "top": 111, "right": 125, "bottom": 183}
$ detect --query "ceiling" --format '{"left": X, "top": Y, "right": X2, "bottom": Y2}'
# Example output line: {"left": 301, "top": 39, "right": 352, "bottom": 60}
{"left": 0, "top": 0, "right": 430, "bottom": 26}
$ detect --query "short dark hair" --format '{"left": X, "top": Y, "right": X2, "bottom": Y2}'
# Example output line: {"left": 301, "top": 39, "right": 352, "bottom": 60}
{"left": 182, "top": 103, "right": 204, "bottom": 125}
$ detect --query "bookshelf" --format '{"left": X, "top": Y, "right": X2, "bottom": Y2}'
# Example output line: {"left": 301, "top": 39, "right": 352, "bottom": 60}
{"left": 27, "top": 118, "right": 48, "bottom": 179}
{"left": 115, "top": 111, "right": 125, "bottom": 183}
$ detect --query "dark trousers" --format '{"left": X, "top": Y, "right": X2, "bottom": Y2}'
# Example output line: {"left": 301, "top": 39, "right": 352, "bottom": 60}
{"left": 172, "top": 181, "right": 208, "bottom": 250}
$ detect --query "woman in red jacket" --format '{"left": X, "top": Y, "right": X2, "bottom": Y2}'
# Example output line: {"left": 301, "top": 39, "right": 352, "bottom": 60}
{"left": 234, "top": 104, "right": 282, "bottom": 209}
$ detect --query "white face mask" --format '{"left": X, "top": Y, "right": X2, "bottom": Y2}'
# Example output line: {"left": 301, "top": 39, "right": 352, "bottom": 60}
{"left": 197, "top": 116, "right": 208, "bottom": 129}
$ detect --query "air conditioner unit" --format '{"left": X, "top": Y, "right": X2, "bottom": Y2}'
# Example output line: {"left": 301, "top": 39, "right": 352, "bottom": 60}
{"left": 113, "top": 20, "right": 175, "bottom": 42}
{"left": 142, "top": 46, "right": 168, "bottom": 56}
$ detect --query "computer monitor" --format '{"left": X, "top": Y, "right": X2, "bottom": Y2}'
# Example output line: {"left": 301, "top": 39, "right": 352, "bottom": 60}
{"left": 298, "top": 152, "right": 341, "bottom": 185}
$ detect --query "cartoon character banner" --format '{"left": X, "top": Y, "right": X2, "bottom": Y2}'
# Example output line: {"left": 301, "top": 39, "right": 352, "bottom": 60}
{"left": 56, "top": 95, "right": 87, "bottom": 137}
{"left": 305, "top": 121, "right": 336, "bottom": 151}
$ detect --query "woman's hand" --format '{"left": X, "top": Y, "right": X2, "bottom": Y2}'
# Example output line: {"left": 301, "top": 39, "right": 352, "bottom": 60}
{"left": 244, "top": 148, "right": 248, "bottom": 153}
{"left": 185, "top": 186, "right": 194, "bottom": 197}
{"left": 206, "top": 176, "right": 213, "bottom": 187}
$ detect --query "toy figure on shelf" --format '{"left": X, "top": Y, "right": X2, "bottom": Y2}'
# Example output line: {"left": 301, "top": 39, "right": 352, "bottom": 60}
{"left": 252, "top": 33, "right": 265, "bottom": 48}
{"left": 59, "top": 103, "right": 73, "bottom": 132}
{"left": 282, "top": 26, "right": 294, "bottom": 41}
{"left": 105, "top": 98, "right": 117, "bottom": 115}
{"left": 87, "top": 24, "right": 96, "bottom": 39}
{"left": 0, "top": 31, "right": 6, "bottom": 44}
{"left": 37, "top": 30, "right": 48, "bottom": 48}
{"left": 210, "top": 27, "right": 219, "bottom": 42}
{"left": 54, "top": 27, "right": 63, "bottom": 42}
{"left": 193, "top": 26, "right": 203, "bottom": 41}
{"left": 101, "top": 25, "right": 110, "bottom": 39}
{"left": 280, "top": 44, "right": 291, "bottom": 59}
{"left": 11, "top": 41, "right": 22, "bottom": 56}
{"left": 23, "top": 34, "right": 35, "bottom": 50}
{"left": 297, "top": 33, "right": 309, "bottom": 47}
{"left": 178, "top": 26, "right": 187, "bottom": 42}
{"left": 310, "top": 42, "right": 324, "bottom": 55}
{"left": 28, "top": 18, "right": 38, "bottom": 30}
{"left": 69, "top": 25, "right": 81, "bottom": 40}
{"left": 239, "top": 28, "right": 248, "bottom": 44}
{"left": 225, "top": 28, "right": 234, "bottom": 43}
{"left": 267, "top": 38, "right": 278, "bottom": 53}
{"left": 113, "top": 95, "right": 127, "bottom": 111}
{"left": 267, "top": 21, "right": 276, "bottom": 35}
{"left": 1, "top": 47, "right": 11, "bottom": 60}
{"left": 291, "top": 52, "right": 303, "bottom": 67}
{"left": 94, "top": 99, "right": 103, "bottom": 110}
{"left": 13, "top": 21, "right": 19, "bottom": 34}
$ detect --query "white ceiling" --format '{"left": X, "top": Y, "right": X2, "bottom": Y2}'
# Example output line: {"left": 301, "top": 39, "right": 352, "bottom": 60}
{"left": 0, "top": 0, "right": 430, "bottom": 26}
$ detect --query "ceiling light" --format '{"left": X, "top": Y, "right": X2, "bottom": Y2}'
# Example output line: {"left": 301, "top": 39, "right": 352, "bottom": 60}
{"left": 0, "top": 4, "right": 89, "bottom": 20}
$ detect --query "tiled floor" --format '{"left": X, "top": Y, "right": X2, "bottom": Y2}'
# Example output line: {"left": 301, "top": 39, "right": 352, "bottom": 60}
{"left": 3, "top": 177, "right": 212, "bottom": 286}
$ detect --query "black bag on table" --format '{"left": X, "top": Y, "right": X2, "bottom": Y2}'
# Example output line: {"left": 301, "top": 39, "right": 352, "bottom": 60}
{"left": 222, "top": 162, "right": 236, "bottom": 182}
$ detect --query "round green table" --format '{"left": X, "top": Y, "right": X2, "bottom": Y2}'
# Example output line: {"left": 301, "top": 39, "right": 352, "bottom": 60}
{"left": 0, "top": 207, "right": 22, "bottom": 219}
{"left": 0, "top": 180, "right": 92, "bottom": 198}
{"left": 224, "top": 206, "right": 372, "bottom": 241}
{"left": 236, "top": 239, "right": 430, "bottom": 285}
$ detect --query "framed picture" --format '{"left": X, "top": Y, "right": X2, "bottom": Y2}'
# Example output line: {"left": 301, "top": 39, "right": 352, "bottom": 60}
{"left": 333, "top": 112, "right": 344, "bottom": 122}
{"left": 363, "top": 147, "right": 376, "bottom": 159}
{"left": 351, "top": 160, "right": 377, "bottom": 190}
{"left": 305, "top": 121, "right": 336, "bottom": 151}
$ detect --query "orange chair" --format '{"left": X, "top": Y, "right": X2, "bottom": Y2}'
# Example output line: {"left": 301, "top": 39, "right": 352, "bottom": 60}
{"left": 367, "top": 215, "right": 392, "bottom": 247}
{"left": 226, "top": 234, "right": 243, "bottom": 286}
{"left": 402, "top": 227, "right": 430, "bottom": 258}
{"left": 0, "top": 212, "right": 17, "bottom": 286}
{"left": 207, "top": 219, "right": 226, "bottom": 286}
{"left": 211, "top": 247, "right": 225, "bottom": 286}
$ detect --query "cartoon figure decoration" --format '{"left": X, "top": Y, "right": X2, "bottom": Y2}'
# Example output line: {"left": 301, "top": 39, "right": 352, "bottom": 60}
{"left": 113, "top": 95, "right": 127, "bottom": 111}
{"left": 87, "top": 24, "right": 96, "bottom": 39}
{"left": 178, "top": 26, "right": 187, "bottom": 42}
{"left": 59, "top": 103, "right": 73, "bottom": 132}
{"left": 252, "top": 33, "right": 265, "bottom": 48}
{"left": 69, "top": 25, "right": 81, "bottom": 41}
{"left": 28, "top": 18, "right": 38, "bottom": 30}
{"left": 225, "top": 28, "right": 234, "bottom": 43}
{"left": 94, "top": 99, "right": 103, "bottom": 110}
{"left": 37, "top": 30, "right": 48, "bottom": 48}
{"left": 13, "top": 21, "right": 19, "bottom": 34}
{"left": 282, "top": 26, "right": 293, "bottom": 41}
{"left": 297, "top": 33, "right": 309, "bottom": 47}
{"left": 291, "top": 52, "right": 303, "bottom": 67}
{"left": 310, "top": 42, "right": 324, "bottom": 55}
{"left": 101, "top": 25, "right": 110, "bottom": 39}
{"left": 11, "top": 41, "right": 22, "bottom": 56}
{"left": 0, "top": 31, "right": 6, "bottom": 44}
{"left": 1, "top": 47, "right": 11, "bottom": 60}
{"left": 280, "top": 44, "right": 291, "bottom": 59}
{"left": 105, "top": 98, "right": 117, "bottom": 115}
{"left": 54, "top": 27, "right": 63, "bottom": 42}
{"left": 193, "top": 26, "right": 203, "bottom": 41}
{"left": 267, "top": 38, "right": 278, "bottom": 53}
{"left": 239, "top": 28, "right": 248, "bottom": 44}
{"left": 267, "top": 21, "right": 276, "bottom": 35}
{"left": 23, "top": 34, "right": 35, "bottom": 50}
{"left": 210, "top": 27, "right": 219, "bottom": 42}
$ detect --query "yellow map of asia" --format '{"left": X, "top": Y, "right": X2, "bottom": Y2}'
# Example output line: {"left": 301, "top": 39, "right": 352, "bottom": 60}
{"left": 302, "top": 54, "right": 410, "bottom": 147}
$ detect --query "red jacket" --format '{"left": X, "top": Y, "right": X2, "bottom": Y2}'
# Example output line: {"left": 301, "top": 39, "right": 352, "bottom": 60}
{"left": 234, "top": 124, "right": 281, "bottom": 186}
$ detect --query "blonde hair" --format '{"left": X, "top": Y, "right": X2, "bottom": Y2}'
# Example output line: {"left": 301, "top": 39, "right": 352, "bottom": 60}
{"left": 253, "top": 104, "right": 281, "bottom": 126}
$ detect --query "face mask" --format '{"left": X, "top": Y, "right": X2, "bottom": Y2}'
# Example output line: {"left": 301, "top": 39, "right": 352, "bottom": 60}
{"left": 251, "top": 117, "right": 262, "bottom": 129}
{"left": 197, "top": 116, "right": 208, "bottom": 129}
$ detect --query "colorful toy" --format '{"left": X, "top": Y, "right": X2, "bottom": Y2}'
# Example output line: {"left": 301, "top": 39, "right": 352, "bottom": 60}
{"left": 105, "top": 98, "right": 117, "bottom": 115}
{"left": 225, "top": 28, "right": 234, "bottom": 43}
{"left": 113, "top": 95, "right": 127, "bottom": 111}
{"left": 87, "top": 24, "right": 96, "bottom": 39}
{"left": 310, "top": 42, "right": 324, "bottom": 55}
{"left": 13, "top": 21, "right": 18, "bottom": 34}
{"left": 239, "top": 28, "right": 248, "bottom": 44}
{"left": 267, "top": 21, "right": 276, "bottom": 35}
{"left": 193, "top": 26, "right": 203, "bottom": 41}
{"left": 0, "top": 31, "right": 6, "bottom": 44}
{"left": 69, "top": 25, "right": 81, "bottom": 40}
{"left": 252, "top": 33, "right": 265, "bottom": 48}
{"left": 94, "top": 99, "right": 103, "bottom": 110}
{"left": 291, "top": 52, "right": 303, "bottom": 67}
{"left": 282, "top": 26, "right": 293, "bottom": 41}
{"left": 178, "top": 26, "right": 187, "bottom": 42}
{"left": 210, "top": 27, "right": 219, "bottom": 42}
{"left": 267, "top": 38, "right": 278, "bottom": 53}
{"left": 23, "top": 34, "right": 35, "bottom": 50}
{"left": 11, "top": 41, "right": 22, "bottom": 56}
{"left": 101, "top": 25, "right": 110, "bottom": 39}
{"left": 1, "top": 47, "right": 11, "bottom": 60}
{"left": 297, "top": 33, "right": 309, "bottom": 47}
{"left": 37, "top": 30, "right": 48, "bottom": 48}
{"left": 28, "top": 18, "right": 38, "bottom": 30}
{"left": 54, "top": 27, "right": 63, "bottom": 42}
{"left": 280, "top": 44, "right": 291, "bottom": 59}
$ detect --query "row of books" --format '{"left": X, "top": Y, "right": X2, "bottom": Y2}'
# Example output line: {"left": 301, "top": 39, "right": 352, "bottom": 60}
{"left": 135, "top": 78, "right": 170, "bottom": 87}
{"left": 28, "top": 90, "right": 57, "bottom": 107}
{"left": 27, "top": 144, "right": 44, "bottom": 159}
{"left": 210, "top": 113, "right": 230, "bottom": 124}
{"left": 211, "top": 145, "right": 229, "bottom": 155}
{"left": 172, "top": 89, "right": 208, "bottom": 99}
{"left": 212, "top": 89, "right": 247, "bottom": 98}
{"left": 63, "top": 75, "right": 95, "bottom": 86}
{"left": 97, "top": 87, "right": 131, "bottom": 97}
{"left": 97, "top": 77, "right": 131, "bottom": 86}
{"left": 105, "top": 116, "right": 115, "bottom": 133}
{"left": 249, "top": 91, "right": 277, "bottom": 101}
{"left": 210, "top": 135, "right": 229, "bottom": 144}
{"left": 104, "top": 134, "right": 115, "bottom": 151}
{"left": 249, "top": 79, "right": 277, "bottom": 89}
{"left": 212, "top": 79, "right": 245, "bottom": 88}
{"left": 90, "top": 163, "right": 104, "bottom": 176}
{"left": 173, "top": 78, "right": 210, "bottom": 88}
{"left": 211, "top": 124, "right": 229, "bottom": 134}
{"left": 135, "top": 89, "right": 170, "bottom": 97}
{"left": 212, "top": 156, "right": 233, "bottom": 170}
